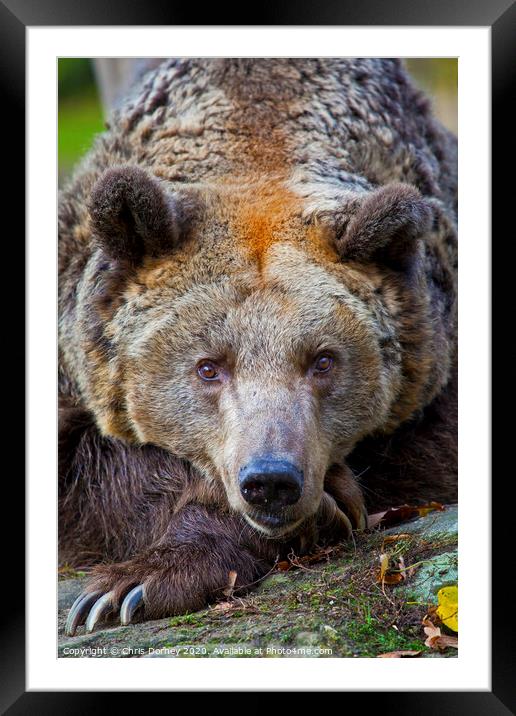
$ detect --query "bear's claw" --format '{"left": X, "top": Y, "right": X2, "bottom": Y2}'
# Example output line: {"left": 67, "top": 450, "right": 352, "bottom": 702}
{"left": 64, "top": 590, "right": 102, "bottom": 636}
{"left": 84, "top": 591, "right": 115, "bottom": 633}
{"left": 120, "top": 584, "right": 145, "bottom": 625}
{"left": 64, "top": 585, "right": 145, "bottom": 636}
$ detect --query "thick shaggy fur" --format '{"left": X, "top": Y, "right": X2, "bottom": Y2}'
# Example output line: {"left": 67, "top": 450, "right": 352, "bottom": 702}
{"left": 59, "top": 59, "right": 457, "bottom": 618}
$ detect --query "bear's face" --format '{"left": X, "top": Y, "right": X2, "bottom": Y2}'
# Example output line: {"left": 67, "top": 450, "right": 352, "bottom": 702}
{"left": 87, "top": 167, "right": 435, "bottom": 537}
{"left": 122, "top": 244, "right": 399, "bottom": 535}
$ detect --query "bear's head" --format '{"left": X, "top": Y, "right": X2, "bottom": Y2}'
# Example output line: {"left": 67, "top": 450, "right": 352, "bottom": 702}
{"left": 81, "top": 165, "right": 454, "bottom": 537}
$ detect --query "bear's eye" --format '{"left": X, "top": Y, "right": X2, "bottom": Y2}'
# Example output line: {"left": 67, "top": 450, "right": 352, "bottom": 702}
{"left": 197, "top": 360, "right": 220, "bottom": 382}
{"left": 313, "top": 353, "right": 334, "bottom": 374}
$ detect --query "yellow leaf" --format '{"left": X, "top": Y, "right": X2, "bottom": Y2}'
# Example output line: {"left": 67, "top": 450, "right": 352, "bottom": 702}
{"left": 379, "top": 553, "right": 389, "bottom": 580}
{"left": 436, "top": 585, "right": 458, "bottom": 632}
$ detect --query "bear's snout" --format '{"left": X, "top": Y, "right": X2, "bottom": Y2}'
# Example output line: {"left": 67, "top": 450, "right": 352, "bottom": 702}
{"left": 239, "top": 457, "right": 303, "bottom": 512}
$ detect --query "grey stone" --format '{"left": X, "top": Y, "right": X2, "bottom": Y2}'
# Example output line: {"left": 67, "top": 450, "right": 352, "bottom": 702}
{"left": 401, "top": 551, "right": 458, "bottom": 604}
{"left": 57, "top": 577, "right": 88, "bottom": 609}
{"left": 295, "top": 631, "right": 321, "bottom": 647}
{"left": 384, "top": 505, "right": 458, "bottom": 540}
{"left": 383, "top": 507, "right": 458, "bottom": 605}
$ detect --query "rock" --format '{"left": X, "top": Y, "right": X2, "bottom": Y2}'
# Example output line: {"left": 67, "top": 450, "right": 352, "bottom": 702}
{"left": 295, "top": 631, "right": 321, "bottom": 647}
{"left": 401, "top": 551, "right": 458, "bottom": 604}
{"left": 322, "top": 624, "right": 339, "bottom": 642}
{"left": 387, "top": 506, "right": 458, "bottom": 605}
{"left": 384, "top": 505, "right": 458, "bottom": 540}
{"left": 57, "top": 577, "right": 88, "bottom": 609}
{"left": 57, "top": 506, "right": 458, "bottom": 658}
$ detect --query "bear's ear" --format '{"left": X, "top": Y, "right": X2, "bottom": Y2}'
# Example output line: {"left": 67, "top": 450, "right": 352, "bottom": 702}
{"left": 335, "top": 183, "right": 433, "bottom": 270}
{"left": 89, "top": 166, "right": 190, "bottom": 263}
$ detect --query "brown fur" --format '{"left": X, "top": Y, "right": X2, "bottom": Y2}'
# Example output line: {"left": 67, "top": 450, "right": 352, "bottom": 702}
{"left": 59, "top": 59, "right": 457, "bottom": 619}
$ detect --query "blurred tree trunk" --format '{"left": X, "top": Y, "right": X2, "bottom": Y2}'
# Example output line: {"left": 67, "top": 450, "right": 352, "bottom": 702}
{"left": 92, "top": 59, "right": 163, "bottom": 116}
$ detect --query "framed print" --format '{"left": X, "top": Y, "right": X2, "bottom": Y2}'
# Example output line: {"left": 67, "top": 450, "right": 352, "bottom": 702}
{"left": 4, "top": 0, "right": 511, "bottom": 709}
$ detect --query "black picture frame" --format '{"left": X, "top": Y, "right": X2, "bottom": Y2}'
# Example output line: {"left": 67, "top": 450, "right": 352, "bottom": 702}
{"left": 5, "top": 0, "right": 512, "bottom": 710}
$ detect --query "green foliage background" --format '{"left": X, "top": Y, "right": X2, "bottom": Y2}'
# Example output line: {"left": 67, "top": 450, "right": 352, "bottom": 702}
{"left": 58, "top": 58, "right": 457, "bottom": 185}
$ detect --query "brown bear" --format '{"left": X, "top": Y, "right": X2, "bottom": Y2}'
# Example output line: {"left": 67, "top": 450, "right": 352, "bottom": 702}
{"left": 59, "top": 59, "right": 457, "bottom": 635}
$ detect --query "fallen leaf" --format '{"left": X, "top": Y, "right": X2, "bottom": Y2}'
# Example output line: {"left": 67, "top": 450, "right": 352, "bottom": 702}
{"left": 436, "top": 585, "right": 458, "bottom": 632}
{"left": 294, "top": 546, "right": 334, "bottom": 565}
{"left": 211, "top": 600, "right": 260, "bottom": 615}
{"left": 426, "top": 604, "right": 439, "bottom": 620}
{"left": 379, "top": 553, "right": 389, "bottom": 580}
{"left": 368, "top": 503, "right": 445, "bottom": 530}
{"left": 398, "top": 555, "right": 407, "bottom": 580}
{"left": 398, "top": 555, "right": 418, "bottom": 579}
{"left": 223, "top": 570, "right": 238, "bottom": 597}
{"left": 377, "top": 553, "right": 404, "bottom": 585}
{"left": 367, "top": 511, "right": 388, "bottom": 529}
{"left": 423, "top": 617, "right": 441, "bottom": 647}
{"left": 417, "top": 501, "right": 445, "bottom": 517}
{"left": 423, "top": 617, "right": 458, "bottom": 650}
{"left": 211, "top": 601, "right": 235, "bottom": 612}
{"left": 382, "top": 573, "right": 404, "bottom": 585}
{"left": 275, "top": 546, "right": 337, "bottom": 572}
{"left": 377, "top": 650, "right": 422, "bottom": 658}
{"left": 434, "top": 635, "right": 458, "bottom": 650}
{"left": 383, "top": 534, "right": 412, "bottom": 544}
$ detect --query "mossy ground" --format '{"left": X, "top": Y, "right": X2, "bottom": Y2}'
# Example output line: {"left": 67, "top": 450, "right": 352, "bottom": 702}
{"left": 58, "top": 509, "right": 458, "bottom": 658}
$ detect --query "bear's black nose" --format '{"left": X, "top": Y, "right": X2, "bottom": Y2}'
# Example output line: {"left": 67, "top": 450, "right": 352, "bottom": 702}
{"left": 239, "top": 458, "right": 303, "bottom": 511}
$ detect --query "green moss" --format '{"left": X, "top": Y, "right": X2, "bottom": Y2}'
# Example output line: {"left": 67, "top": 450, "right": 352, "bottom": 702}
{"left": 168, "top": 612, "right": 208, "bottom": 628}
{"left": 279, "top": 627, "right": 295, "bottom": 643}
{"left": 344, "top": 619, "right": 424, "bottom": 656}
